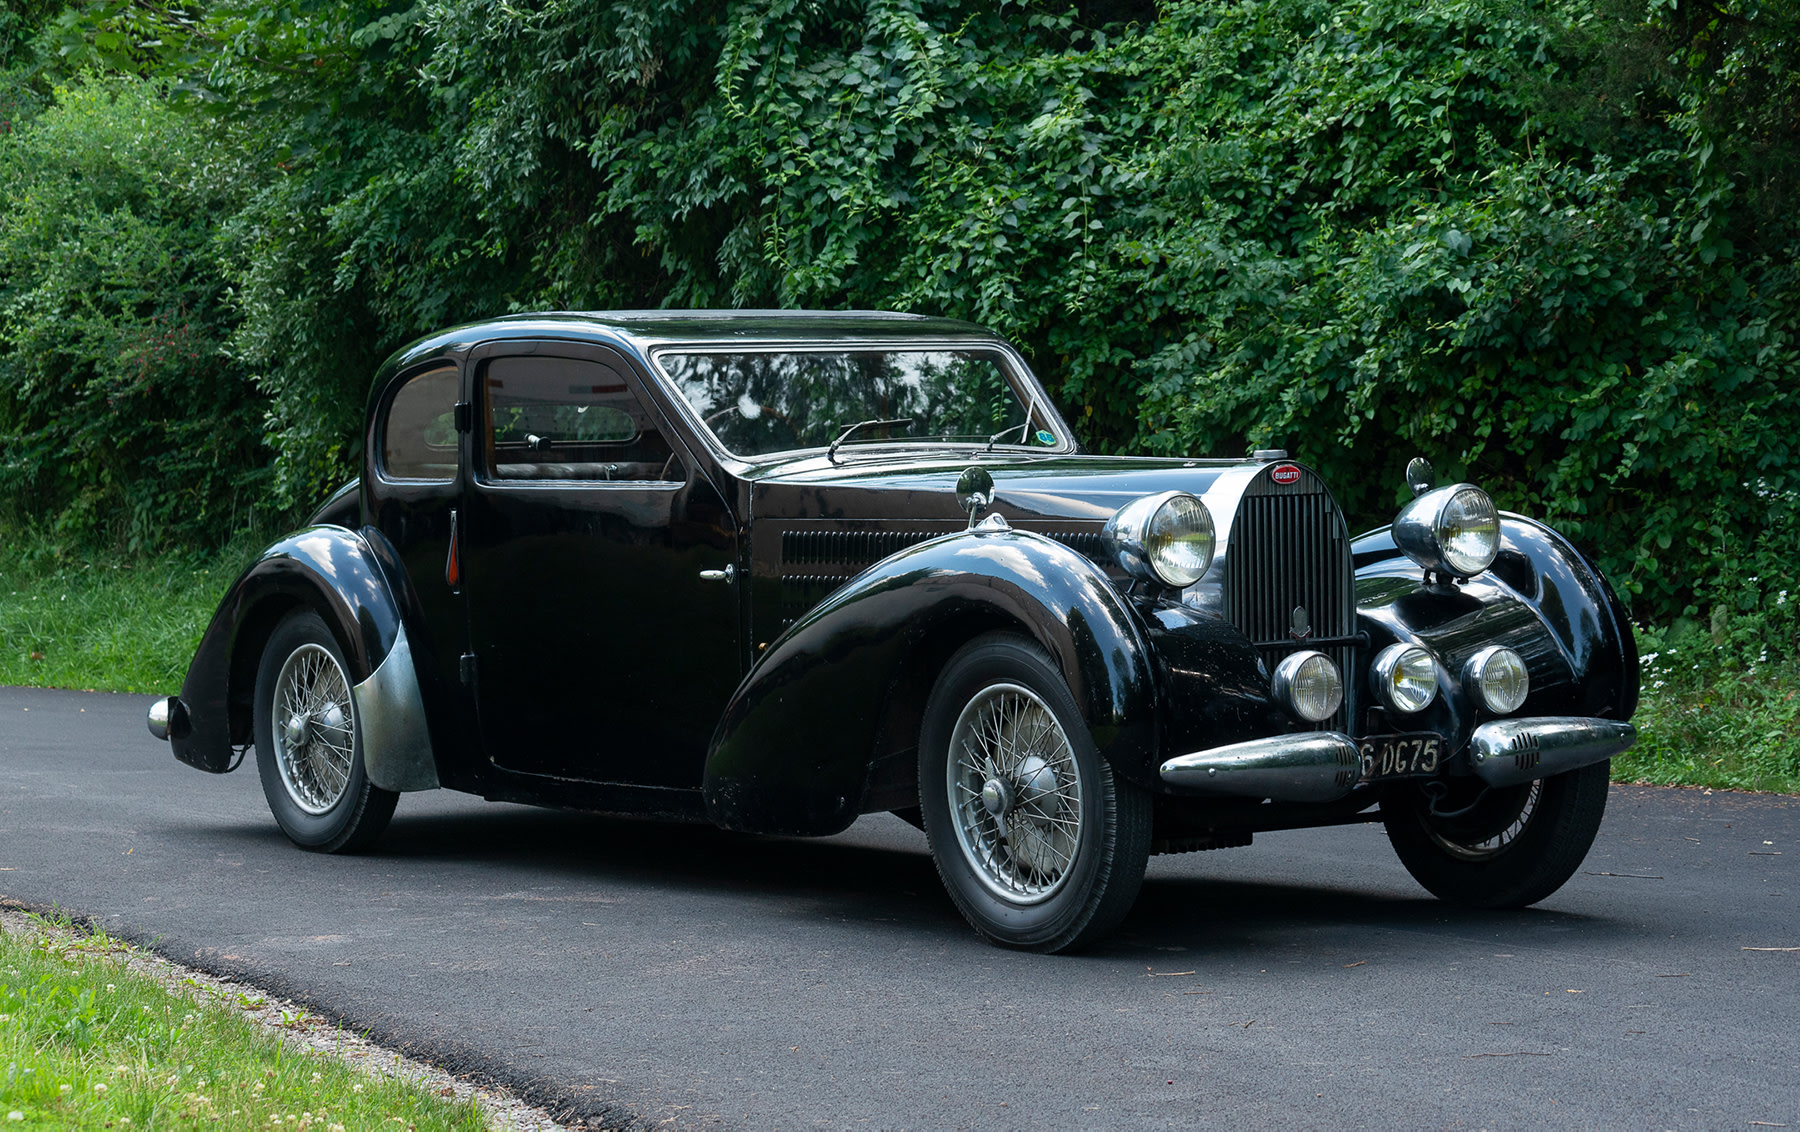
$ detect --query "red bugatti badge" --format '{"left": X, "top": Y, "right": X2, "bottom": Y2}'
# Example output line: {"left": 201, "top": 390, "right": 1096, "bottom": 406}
{"left": 1271, "top": 464, "right": 1302, "bottom": 485}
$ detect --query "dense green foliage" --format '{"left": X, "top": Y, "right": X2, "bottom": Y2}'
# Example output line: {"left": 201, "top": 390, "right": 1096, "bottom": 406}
{"left": 0, "top": 0, "right": 1795, "bottom": 627}
{"left": 0, "top": 77, "right": 270, "bottom": 548}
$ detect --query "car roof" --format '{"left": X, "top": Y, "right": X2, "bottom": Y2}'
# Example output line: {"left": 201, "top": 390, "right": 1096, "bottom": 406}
{"left": 375, "top": 309, "right": 1008, "bottom": 384}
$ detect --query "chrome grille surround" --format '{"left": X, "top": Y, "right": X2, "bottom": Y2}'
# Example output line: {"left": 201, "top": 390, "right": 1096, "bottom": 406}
{"left": 1223, "top": 464, "right": 1357, "bottom": 730}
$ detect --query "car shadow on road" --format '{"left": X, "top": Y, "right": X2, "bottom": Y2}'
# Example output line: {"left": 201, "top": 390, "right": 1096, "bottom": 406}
{"left": 1099, "top": 873, "right": 1621, "bottom": 962}
{"left": 348, "top": 803, "right": 1629, "bottom": 958}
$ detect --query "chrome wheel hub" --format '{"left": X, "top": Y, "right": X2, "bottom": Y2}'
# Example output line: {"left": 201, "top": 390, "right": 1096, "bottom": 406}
{"left": 980, "top": 778, "right": 1014, "bottom": 817}
{"left": 271, "top": 643, "right": 356, "bottom": 815}
{"left": 947, "top": 683, "right": 1084, "bottom": 905}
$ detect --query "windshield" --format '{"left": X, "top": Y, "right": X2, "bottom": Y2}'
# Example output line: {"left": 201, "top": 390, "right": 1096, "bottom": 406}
{"left": 655, "top": 348, "right": 1060, "bottom": 458}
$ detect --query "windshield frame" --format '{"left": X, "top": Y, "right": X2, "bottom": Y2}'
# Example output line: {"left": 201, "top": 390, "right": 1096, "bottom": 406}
{"left": 647, "top": 339, "right": 1077, "bottom": 464}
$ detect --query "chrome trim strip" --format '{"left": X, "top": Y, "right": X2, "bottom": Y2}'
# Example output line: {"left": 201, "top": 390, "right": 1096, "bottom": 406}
{"left": 1159, "top": 732, "right": 1361, "bottom": 802}
{"left": 1467, "top": 716, "right": 1636, "bottom": 788}
{"left": 352, "top": 626, "right": 440, "bottom": 792}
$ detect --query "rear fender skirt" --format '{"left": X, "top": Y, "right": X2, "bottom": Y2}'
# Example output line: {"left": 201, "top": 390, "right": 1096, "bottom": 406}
{"left": 1350, "top": 514, "right": 1639, "bottom": 731}
{"left": 171, "top": 525, "right": 438, "bottom": 792}
{"left": 702, "top": 527, "right": 1158, "bottom": 836}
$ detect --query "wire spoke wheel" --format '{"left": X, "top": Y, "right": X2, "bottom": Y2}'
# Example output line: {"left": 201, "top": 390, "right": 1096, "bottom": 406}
{"left": 947, "top": 682, "right": 1084, "bottom": 905}
{"left": 253, "top": 609, "right": 397, "bottom": 853}
{"left": 272, "top": 642, "right": 356, "bottom": 814}
{"left": 1424, "top": 779, "right": 1542, "bottom": 862}
{"left": 1381, "top": 761, "right": 1611, "bottom": 909}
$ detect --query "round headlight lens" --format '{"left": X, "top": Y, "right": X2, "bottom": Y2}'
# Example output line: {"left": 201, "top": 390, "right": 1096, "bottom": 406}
{"left": 1439, "top": 487, "right": 1500, "bottom": 576}
{"left": 1273, "top": 651, "right": 1344, "bottom": 723}
{"left": 1146, "top": 494, "right": 1215, "bottom": 587}
{"left": 1466, "top": 646, "right": 1529, "bottom": 713}
{"left": 1104, "top": 491, "right": 1215, "bottom": 589}
{"left": 1372, "top": 644, "right": 1438, "bottom": 713}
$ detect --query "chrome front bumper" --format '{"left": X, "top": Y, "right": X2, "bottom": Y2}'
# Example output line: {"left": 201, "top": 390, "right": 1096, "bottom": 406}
{"left": 1158, "top": 732, "right": 1362, "bottom": 802}
{"left": 1466, "top": 716, "right": 1636, "bottom": 788}
{"left": 1158, "top": 715, "right": 1636, "bottom": 802}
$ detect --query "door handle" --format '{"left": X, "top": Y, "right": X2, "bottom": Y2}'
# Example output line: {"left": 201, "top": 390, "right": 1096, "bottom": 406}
{"left": 699, "top": 564, "right": 736, "bottom": 583}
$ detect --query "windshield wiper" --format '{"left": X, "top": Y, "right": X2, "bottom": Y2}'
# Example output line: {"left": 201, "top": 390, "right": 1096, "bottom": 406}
{"left": 828, "top": 417, "right": 914, "bottom": 463}
{"left": 986, "top": 391, "right": 1042, "bottom": 453}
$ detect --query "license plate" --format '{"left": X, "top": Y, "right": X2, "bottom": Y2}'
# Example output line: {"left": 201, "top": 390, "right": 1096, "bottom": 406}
{"left": 1359, "top": 733, "right": 1446, "bottom": 782}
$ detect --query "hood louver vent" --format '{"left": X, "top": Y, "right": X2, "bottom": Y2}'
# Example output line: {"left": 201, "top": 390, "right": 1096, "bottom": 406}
{"left": 776, "top": 526, "right": 1106, "bottom": 628}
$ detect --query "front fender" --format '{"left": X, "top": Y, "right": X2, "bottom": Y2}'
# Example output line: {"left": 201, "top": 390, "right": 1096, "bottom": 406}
{"left": 1350, "top": 513, "right": 1639, "bottom": 742}
{"left": 170, "top": 526, "right": 438, "bottom": 792}
{"left": 702, "top": 527, "right": 1157, "bottom": 836}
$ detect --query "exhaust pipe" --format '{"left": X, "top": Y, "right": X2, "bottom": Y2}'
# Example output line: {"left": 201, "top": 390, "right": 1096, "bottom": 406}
{"left": 1468, "top": 717, "right": 1636, "bottom": 788}
{"left": 1160, "top": 732, "right": 1361, "bottom": 803}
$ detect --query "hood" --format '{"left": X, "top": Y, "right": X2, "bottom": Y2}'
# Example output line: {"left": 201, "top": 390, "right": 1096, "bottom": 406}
{"left": 744, "top": 451, "right": 1273, "bottom": 528}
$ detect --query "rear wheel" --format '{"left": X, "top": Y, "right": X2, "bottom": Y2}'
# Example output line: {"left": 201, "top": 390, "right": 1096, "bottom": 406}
{"left": 919, "top": 633, "right": 1151, "bottom": 952}
{"left": 1381, "top": 761, "right": 1610, "bottom": 908}
{"left": 253, "top": 609, "right": 397, "bottom": 853}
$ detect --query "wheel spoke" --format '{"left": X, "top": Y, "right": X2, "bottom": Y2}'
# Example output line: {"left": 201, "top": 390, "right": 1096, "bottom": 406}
{"left": 945, "top": 681, "right": 1083, "bottom": 905}
{"left": 272, "top": 642, "right": 356, "bottom": 815}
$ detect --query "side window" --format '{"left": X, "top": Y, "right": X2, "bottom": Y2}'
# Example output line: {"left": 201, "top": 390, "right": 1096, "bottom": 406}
{"left": 382, "top": 365, "right": 459, "bottom": 482}
{"left": 483, "top": 356, "right": 684, "bottom": 482}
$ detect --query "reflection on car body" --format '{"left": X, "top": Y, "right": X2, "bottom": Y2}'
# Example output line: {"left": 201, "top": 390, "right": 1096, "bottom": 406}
{"left": 148, "top": 311, "right": 1638, "bottom": 952}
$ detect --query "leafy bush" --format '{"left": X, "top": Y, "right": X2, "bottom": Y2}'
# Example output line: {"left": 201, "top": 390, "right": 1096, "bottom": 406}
{"left": 7, "top": 0, "right": 1797, "bottom": 631}
{"left": 0, "top": 75, "right": 270, "bottom": 549}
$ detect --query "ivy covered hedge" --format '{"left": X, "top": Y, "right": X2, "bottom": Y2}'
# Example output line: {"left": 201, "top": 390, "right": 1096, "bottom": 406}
{"left": 2, "top": 0, "right": 1796, "bottom": 629}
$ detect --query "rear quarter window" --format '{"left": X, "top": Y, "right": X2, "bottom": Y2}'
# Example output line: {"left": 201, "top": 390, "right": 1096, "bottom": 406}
{"left": 382, "top": 366, "right": 459, "bottom": 481}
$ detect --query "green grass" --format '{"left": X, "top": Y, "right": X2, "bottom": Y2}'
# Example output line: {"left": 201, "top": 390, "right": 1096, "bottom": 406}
{"left": 0, "top": 526, "right": 264, "bottom": 693}
{"left": 0, "top": 913, "right": 491, "bottom": 1131}
{"left": 3, "top": 521, "right": 1795, "bottom": 793}
{"left": 1613, "top": 625, "right": 1800, "bottom": 795}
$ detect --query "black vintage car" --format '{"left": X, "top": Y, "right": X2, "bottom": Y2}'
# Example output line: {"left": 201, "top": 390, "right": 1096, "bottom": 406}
{"left": 148, "top": 311, "right": 1638, "bottom": 952}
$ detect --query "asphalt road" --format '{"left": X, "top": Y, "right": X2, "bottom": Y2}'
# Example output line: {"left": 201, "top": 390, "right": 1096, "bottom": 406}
{"left": 2, "top": 684, "right": 1795, "bottom": 1129}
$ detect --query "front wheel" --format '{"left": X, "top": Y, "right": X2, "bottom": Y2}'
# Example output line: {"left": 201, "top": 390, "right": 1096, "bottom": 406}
{"left": 253, "top": 609, "right": 397, "bottom": 853}
{"left": 1381, "top": 761, "right": 1611, "bottom": 908}
{"left": 919, "top": 633, "right": 1152, "bottom": 953}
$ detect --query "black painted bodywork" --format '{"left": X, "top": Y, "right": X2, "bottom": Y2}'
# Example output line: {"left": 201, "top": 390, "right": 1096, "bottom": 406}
{"left": 166, "top": 310, "right": 1639, "bottom": 840}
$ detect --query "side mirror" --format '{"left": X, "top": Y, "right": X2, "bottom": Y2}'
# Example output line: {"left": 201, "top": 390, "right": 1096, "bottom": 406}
{"left": 955, "top": 466, "right": 995, "bottom": 528}
{"left": 1405, "top": 456, "right": 1436, "bottom": 498}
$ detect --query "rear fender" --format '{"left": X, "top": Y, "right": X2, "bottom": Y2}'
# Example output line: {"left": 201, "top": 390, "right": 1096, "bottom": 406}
{"left": 171, "top": 526, "right": 439, "bottom": 791}
{"left": 702, "top": 527, "right": 1158, "bottom": 836}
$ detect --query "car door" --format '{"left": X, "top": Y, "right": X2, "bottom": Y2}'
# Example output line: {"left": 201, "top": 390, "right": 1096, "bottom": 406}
{"left": 366, "top": 360, "right": 477, "bottom": 770}
{"left": 459, "top": 339, "right": 741, "bottom": 788}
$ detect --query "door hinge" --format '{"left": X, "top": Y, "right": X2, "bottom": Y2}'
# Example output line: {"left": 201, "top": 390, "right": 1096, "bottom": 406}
{"left": 454, "top": 401, "right": 473, "bottom": 433}
{"left": 459, "top": 652, "right": 478, "bottom": 685}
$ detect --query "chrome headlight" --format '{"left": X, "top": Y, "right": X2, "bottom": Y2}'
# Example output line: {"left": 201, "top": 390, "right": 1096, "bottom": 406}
{"left": 1465, "top": 646, "right": 1529, "bottom": 713}
{"left": 1371, "top": 644, "right": 1438, "bottom": 713}
{"left": 1104, "top": 491, "right": 1215, "bottom": 588}
{"left": 1392, "top": 483, "right": 1499, "bottom": 577}
{"left": 1273, "top": 650, "right": 1344, "bottom": 723}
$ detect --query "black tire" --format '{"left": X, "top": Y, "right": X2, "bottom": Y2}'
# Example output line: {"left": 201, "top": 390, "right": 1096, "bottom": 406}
{"left": 253, "top": 609, "right": 398, "bottom": 853}
{"left": 1381, "top": 761, "right": 1611, "bottom": 908}
{"left": 919, "top": 632, "right": 1152, "bottom": 953}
